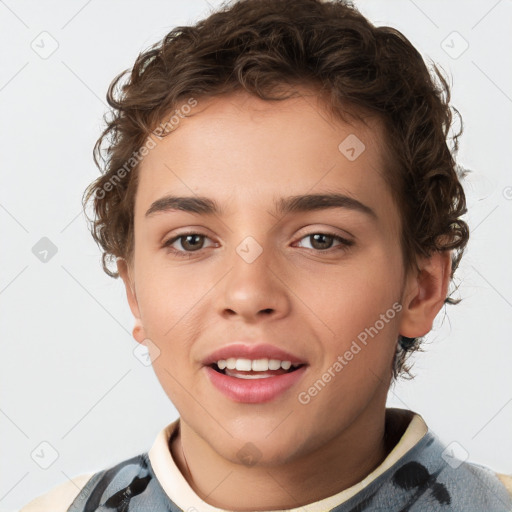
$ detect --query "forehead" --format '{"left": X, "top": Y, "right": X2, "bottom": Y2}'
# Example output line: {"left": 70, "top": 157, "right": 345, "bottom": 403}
{"left": 134, "top": 90, "right": 396, "bottom": 227}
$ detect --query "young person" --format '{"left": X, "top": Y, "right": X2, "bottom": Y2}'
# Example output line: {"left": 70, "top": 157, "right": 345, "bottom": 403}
{"left": 20, "top": 0, "right": 512, "bottom": 510}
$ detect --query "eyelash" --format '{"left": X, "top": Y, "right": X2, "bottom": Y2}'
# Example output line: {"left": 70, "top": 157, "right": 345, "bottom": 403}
{"left": 162, "top": 231, "right": 354, "bottom": 259}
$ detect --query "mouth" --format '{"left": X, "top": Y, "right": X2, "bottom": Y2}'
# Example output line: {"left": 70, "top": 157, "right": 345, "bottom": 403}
{"left": 205, "top": 360, "right": 308, "bottom": 403}
{"left": 208, "top": 358, "right": 307, "bottom": 379}
{"left": 202, "top": 344, "right": 309, "bottom": 402}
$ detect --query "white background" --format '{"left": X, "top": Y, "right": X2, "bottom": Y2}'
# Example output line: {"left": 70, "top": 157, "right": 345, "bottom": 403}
{"left": 1, "top": 0, "right": 511, "bottom": 510}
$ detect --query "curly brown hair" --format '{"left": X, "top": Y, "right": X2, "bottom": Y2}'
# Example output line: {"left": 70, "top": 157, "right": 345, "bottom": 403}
{"left": 82, "top": 0, "right": 469, "bottom": 380}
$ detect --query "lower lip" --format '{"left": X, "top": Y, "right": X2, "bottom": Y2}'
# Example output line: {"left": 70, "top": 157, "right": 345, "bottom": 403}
{"left": 204, "top": 365, "right": 308, "bottom": 403}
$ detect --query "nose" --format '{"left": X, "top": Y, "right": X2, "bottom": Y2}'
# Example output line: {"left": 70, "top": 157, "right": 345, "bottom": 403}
{"left": 216, "top": 242, "right": 291, "bottom": 324}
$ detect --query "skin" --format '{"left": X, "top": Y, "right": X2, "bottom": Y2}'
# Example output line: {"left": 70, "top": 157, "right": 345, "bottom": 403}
{"left": 117, "top": 89, "right": 451, "bottom": 510}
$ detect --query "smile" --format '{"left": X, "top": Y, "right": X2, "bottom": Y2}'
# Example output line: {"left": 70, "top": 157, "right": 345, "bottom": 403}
{"left": 215, "top": 357, "right": 303, "bottom": 374}
{"left": 205, "top": 362, "right": 308, "bottom": 403}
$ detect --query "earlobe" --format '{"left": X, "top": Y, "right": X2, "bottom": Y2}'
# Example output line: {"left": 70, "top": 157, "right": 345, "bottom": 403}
{"left": 117, "top": 257, "right": 147, "bottom": 344}
{"left": 398, "top": 251, "right": 452, "bottom": 338}
{"left": 132, "top": 318, "right": 146, "bottom": 344}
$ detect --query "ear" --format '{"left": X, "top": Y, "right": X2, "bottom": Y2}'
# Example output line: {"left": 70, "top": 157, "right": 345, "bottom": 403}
{"left": 398, "top": 250, "right": 452, "bottom": 338}
{"left": 117, "top": 257, "right": 147, "bottom": 344}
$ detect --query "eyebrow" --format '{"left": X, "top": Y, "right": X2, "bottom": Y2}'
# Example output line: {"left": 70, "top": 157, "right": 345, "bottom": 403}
{"left": 145, "top": 193, "right": 377, "bottom": 219}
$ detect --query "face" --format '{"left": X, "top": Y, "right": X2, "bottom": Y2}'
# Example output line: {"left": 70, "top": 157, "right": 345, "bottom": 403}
{"left": 120, "top": 89, "right": 417, "bottom": 466}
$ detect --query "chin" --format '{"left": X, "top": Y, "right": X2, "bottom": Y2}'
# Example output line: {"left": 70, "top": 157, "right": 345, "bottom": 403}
{"left": 209, "top": 429, "right": 309, "bottom": 468}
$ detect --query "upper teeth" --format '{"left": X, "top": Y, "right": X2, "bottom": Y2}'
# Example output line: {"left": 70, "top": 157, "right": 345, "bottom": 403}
{"left": 216, "top": 358, "right": 300, "bottom": 371}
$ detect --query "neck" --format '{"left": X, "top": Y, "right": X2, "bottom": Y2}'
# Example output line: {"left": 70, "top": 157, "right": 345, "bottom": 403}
{"left": 169, "top": 406, "right": 411, "bottom": 510}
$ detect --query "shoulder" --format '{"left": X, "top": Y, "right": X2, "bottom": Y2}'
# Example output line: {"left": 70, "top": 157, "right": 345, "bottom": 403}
{"left": 379, "top": 428, "right": 512, "bottom": 511}
{"left": 18, "top": 473, "right": 94, "bottom": 512}
{"left": 18, "top": 453, "right": 153, "bottom": 511}
{"left": 17, "top": 446, "right": 171, "bottom": 511}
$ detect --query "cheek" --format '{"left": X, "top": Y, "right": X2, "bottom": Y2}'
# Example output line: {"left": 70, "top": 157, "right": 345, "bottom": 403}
{"left": 297, "top": 251, "right": 402, "bottom": 383}
{"left": 299, "top": 254, "right": 402, "bottom": 337}
{"left": 135, "top": 264, "right": 209, "bottom": 340}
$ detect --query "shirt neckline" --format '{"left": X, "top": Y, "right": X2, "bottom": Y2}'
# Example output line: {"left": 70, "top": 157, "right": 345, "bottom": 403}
{"left": 148, "top": 408, "right": 429, "bottom": 512}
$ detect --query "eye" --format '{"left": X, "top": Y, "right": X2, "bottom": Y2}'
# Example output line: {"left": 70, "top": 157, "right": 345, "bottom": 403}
{"left": 295, "top": 232, "right": 354, "bottom": 253}
{"left": 162, "top": 231, "right": 354, "bottom": 259}
{"left": 162, "top": 232, "right": 215, "bottom": 258}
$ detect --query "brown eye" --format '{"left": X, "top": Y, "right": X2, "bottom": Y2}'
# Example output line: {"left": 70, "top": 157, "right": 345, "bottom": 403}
{"left": 296, "top": 232, "right": 354, "bottom": 253}
{"left": 163, "top": 232, "right": 214, "bottom": 258}
{"left": 178, "top": 234, "right": 205, "bottom": 251}
{"left": 308, "top": 233, "right": 335, "bottom": 250}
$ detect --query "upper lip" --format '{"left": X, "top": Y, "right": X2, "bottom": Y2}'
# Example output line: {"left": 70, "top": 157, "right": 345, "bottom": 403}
{"left": 202, "top": 343, "right": 308, "bottom": 366}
